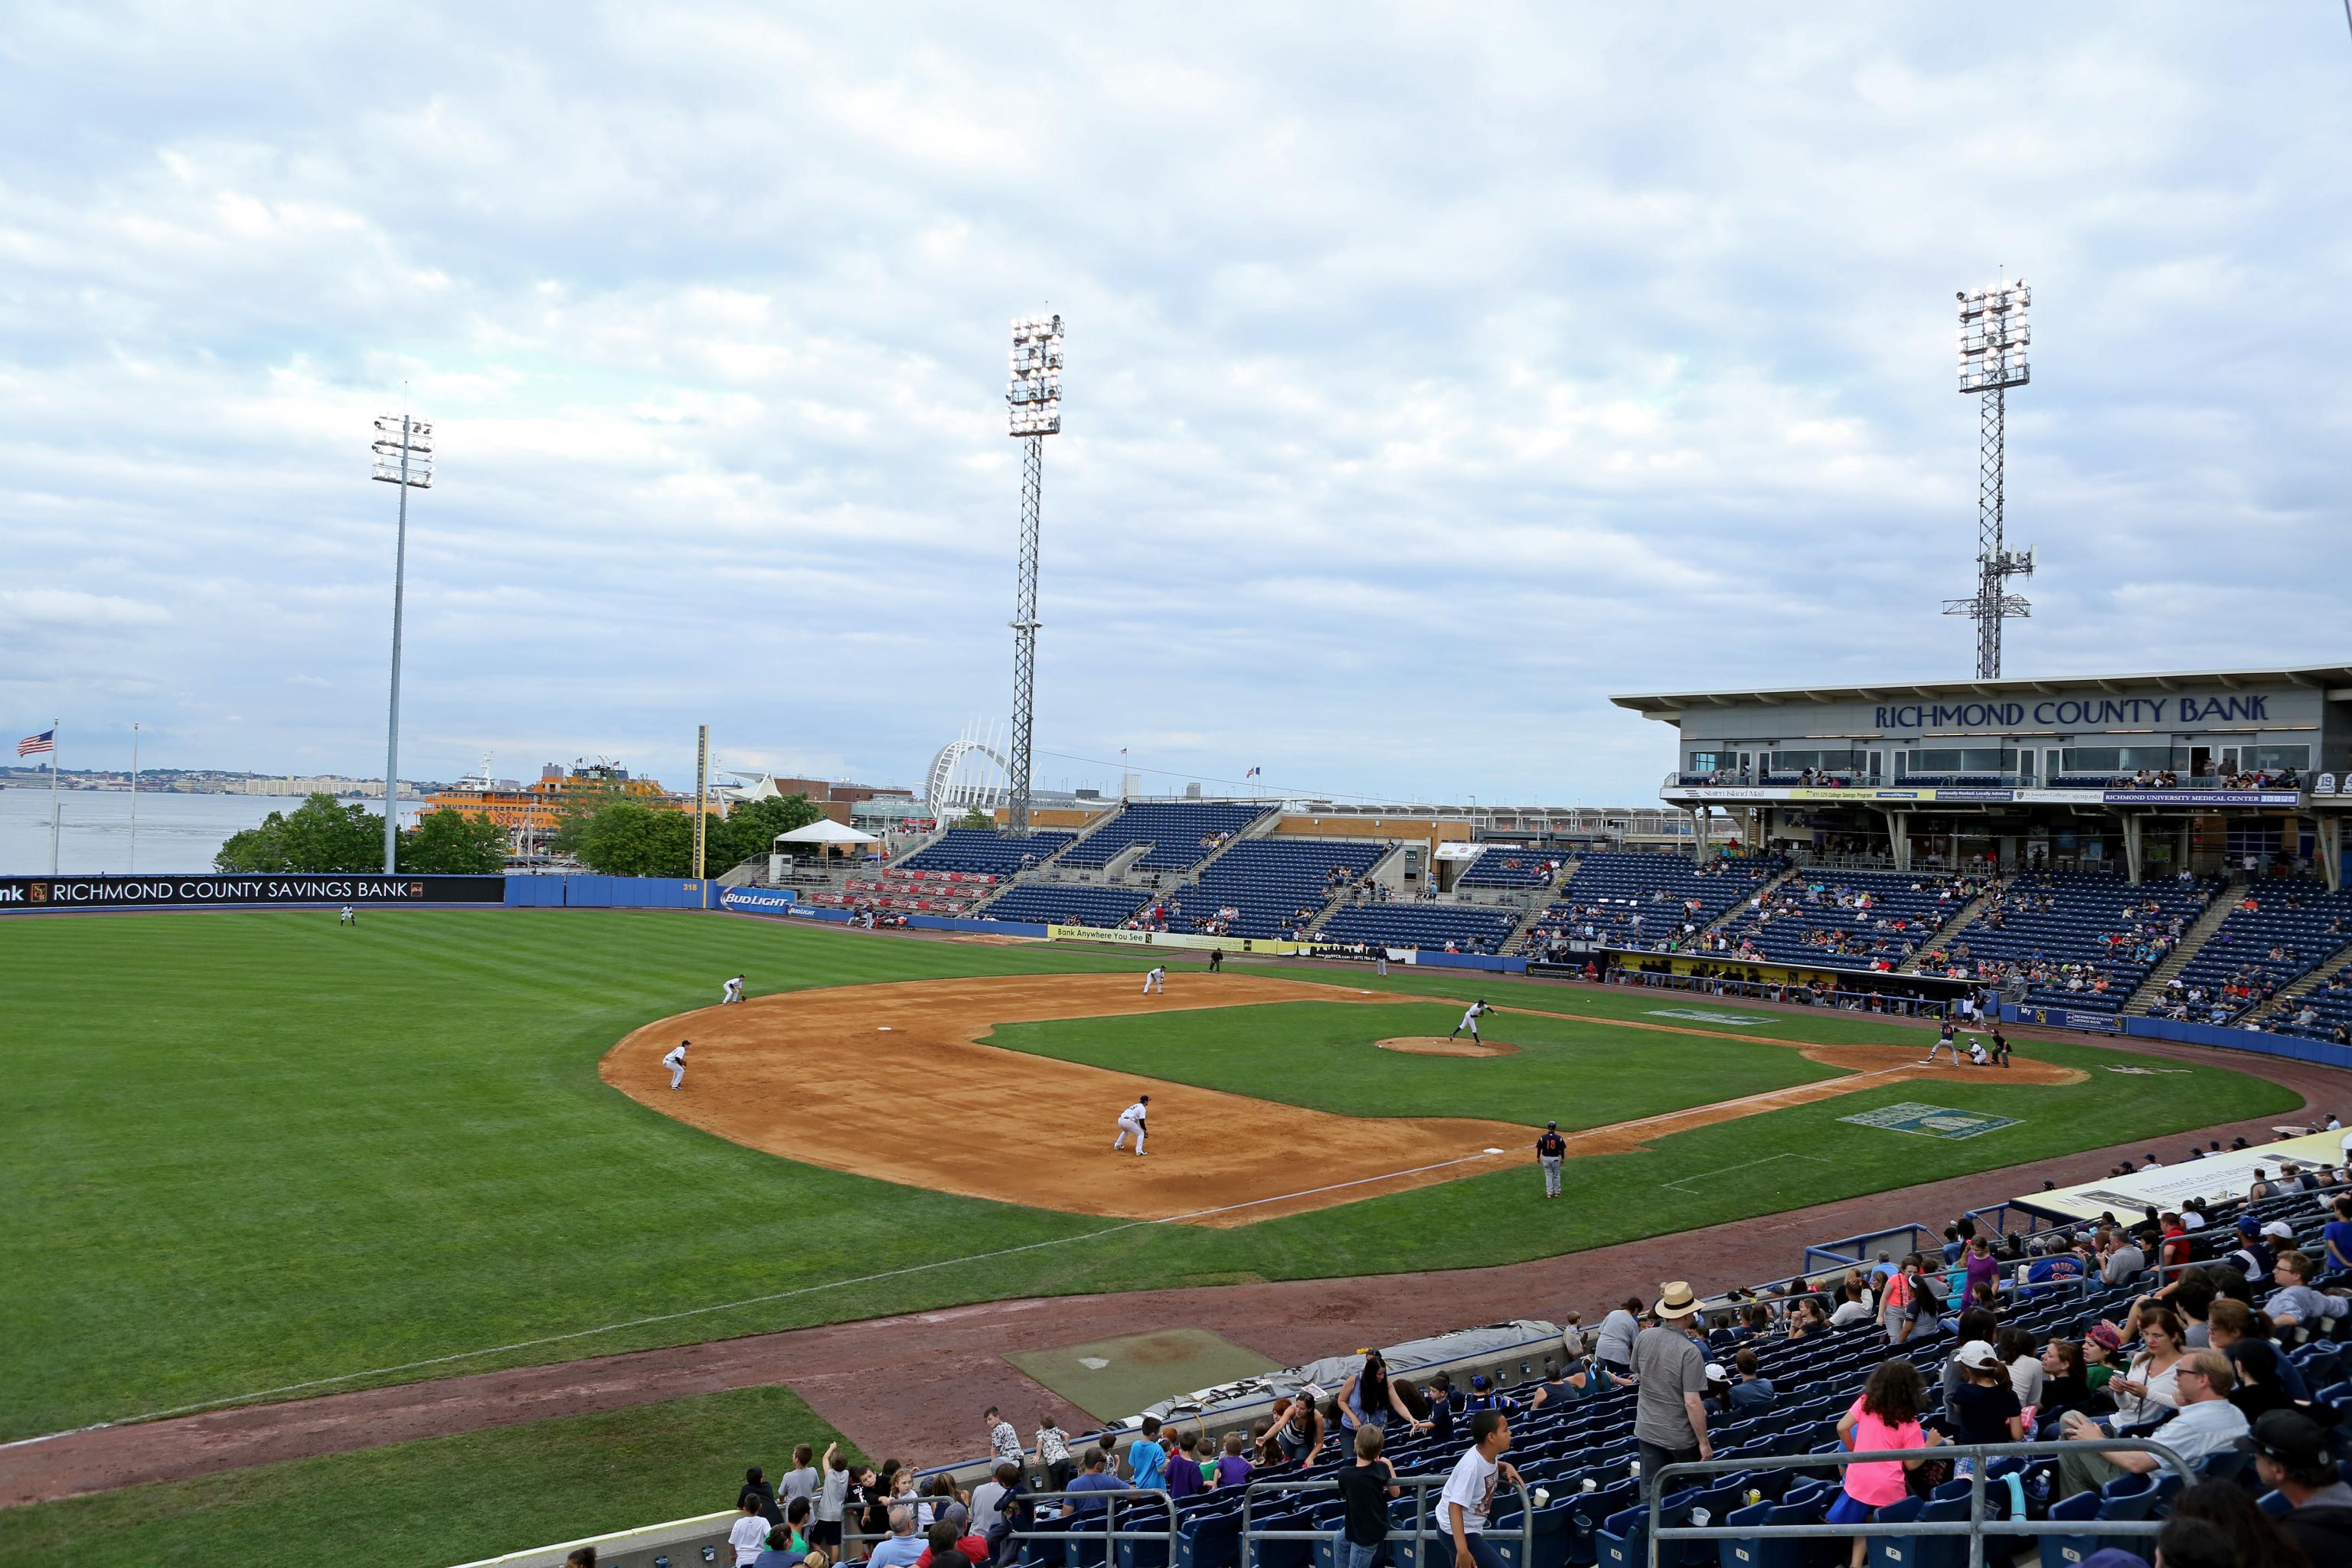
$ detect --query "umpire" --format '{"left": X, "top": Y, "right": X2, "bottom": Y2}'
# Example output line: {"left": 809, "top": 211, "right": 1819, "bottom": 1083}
{"left": 1537, "top": 1121, "right": 1567, "bottom": 1198}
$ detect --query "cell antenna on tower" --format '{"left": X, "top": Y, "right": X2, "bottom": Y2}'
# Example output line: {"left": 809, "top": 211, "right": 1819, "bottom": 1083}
{"left": 1943, "top": 279, "right": 2034, "bottom": 678}
{"left": 1004, "top": 312, "right": 1063, "bottom": 834}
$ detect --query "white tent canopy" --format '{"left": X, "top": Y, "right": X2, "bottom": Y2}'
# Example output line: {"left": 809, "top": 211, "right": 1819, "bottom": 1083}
{"left": 773, "top": 818, "right": 880, "bottom": 847}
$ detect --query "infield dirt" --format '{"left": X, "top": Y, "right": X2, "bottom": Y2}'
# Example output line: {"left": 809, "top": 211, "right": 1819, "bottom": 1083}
{"left": 605, "top": 973, "right": 2086, "bottom": 1227}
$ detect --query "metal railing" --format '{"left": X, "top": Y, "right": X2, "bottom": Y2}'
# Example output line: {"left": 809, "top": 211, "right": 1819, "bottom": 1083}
{"left": 1646, "top": 1437, "right": 2195, "bottom": 1568}
{"left": 1241, "top": 1472, "right": 1533, "bottom": 1568}
{"left": 1005, "top": 1486, "right": 1178, "bottom": 1566}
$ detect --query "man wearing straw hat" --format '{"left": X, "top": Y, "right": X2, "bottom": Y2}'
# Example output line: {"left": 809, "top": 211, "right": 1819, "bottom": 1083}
{"left": 1631, "top": 1282, "right": 1713, "bottom": 1498}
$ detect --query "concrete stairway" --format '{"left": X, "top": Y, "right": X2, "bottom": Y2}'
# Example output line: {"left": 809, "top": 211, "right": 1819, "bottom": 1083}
{"left": 2122, "top": 878, "right": 2246, "bottom": 1014}
{"left": 1896, "top": 880, "right": 2006, "bottom": 975}
{"left": 2241, "top": 936, "right": 2352, "bottom": 1030}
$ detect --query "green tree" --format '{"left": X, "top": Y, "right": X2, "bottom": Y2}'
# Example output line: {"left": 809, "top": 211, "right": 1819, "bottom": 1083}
{"left": 576, "top": 800, "right": 697, "bottom": 877}
{"left": 705, "top": 794, "right": 824, "bottom": 870}
{"left": 214, "top": 794, "right": 384, "bottom": 873}
{"left": 397, "top": 809, "right": 511, "bottom": 874}
{"left": 545, "top": 769, "right": 635, "bottom": 859}
{"left": 955, "top": 807, "right": 991, "bottom": 829}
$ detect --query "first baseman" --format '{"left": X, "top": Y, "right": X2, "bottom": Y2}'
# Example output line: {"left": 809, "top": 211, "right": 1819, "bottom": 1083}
{"left": 1449, "top": 1000, "right": 1492, "bottom": 1043}
{"left": 1142, "top": 965, "right": 1165, "bottom": 995}
{"left": 662, "top": 1039, "right": 689, "bottom": 1089}
{"left": 1112, "top": 1095, "right": 1150, "bottom": 1155}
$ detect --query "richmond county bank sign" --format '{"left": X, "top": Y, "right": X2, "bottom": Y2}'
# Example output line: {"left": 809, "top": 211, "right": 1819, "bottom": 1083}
{"left": 1870, "top": 694, "right": 2272, "bottom": 733}
{"left": 0, "top": 874, "right": 506, "bottom": 910}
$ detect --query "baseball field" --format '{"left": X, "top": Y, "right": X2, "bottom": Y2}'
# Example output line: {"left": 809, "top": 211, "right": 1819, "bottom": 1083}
{"left": 0, "top": 907, "right": 2306, "bottom": 1566}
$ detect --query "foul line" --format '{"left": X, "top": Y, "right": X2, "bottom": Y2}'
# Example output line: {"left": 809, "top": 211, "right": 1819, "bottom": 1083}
{"left": 0, "top": 1150, "right": 1510, "bottom": 1452}
{"left": 1663, "top": 1152, "right": 1831, "bottom": 1196}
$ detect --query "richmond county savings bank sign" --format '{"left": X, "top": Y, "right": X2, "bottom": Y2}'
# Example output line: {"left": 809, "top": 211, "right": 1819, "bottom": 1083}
{"left": 0, "top": 874, "right": 506, "bottom": 910}
{"left": 1870, "top": 694, "right": 2272, "bottom": 733}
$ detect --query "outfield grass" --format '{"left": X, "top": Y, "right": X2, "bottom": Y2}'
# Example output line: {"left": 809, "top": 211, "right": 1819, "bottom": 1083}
{"left": 985, "top": 1000, "right": 1847, "bottom": 1127}
{"left": 0, "top": 1383, "right": 853, "bottom": 1568}
{"left": 1, "top": 910, "right": 2301, "bottom": 1450}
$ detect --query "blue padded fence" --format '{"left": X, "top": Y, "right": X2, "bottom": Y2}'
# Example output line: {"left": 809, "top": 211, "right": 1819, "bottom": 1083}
{"left": 2001, "top": 1000, "right": 2352, "bottom": 1069}
{"left": 503, "top": 876, "right": 714, "bottom": 910}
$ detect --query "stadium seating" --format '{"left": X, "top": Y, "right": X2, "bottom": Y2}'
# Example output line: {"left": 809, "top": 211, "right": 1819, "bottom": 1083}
{"left": 2272, "top": 959, "right": 2352, "bottom": 1044}
{"left": 1716, "top": 871, "right": 1975, "bottom": 972}
{"left": 1169, "top": 838, "right": 1392, "bottom": 940}
{"left": 978, "top": 883, "right": 1149, "bottom": 928}
{"left": 2161, "top": 878, "right": 2352, "bottom": 1024}
{"left": 1059, "top": 802, "right": 1278, "bottom": 872}
{"left": 1527, "top": 853, "right": 1780, "bottom": 950}
{"left": 1318, "top": 901, "right": 1521, "bottom": 954}
{"left": 1455, "top": 848, "right": 1570, "bottom": 889}
{"left": 895, "top": 828, "right": 1075, "bottom": 877}
{"left": 1942, "top": 871, "right": 2218, "bottom": 1014}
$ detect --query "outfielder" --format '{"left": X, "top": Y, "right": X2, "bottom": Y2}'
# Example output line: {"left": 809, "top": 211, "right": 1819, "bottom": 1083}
{"left": 721, "top": 974, "right": 745, "bottom": 1004}
{"left": 1449, "top": 1000, "right": 1493, "bottom": 1043}
{"left": 1537, "top": 1121, "right": 1567, "bottom": 1198}
{"left": 1920, "top": 1020, "right": 1962, "bottom": 1067}
{"left": 662, "top": 1039, "right": 689, "bottom": 1089}
{"left": 1112, "top": 1095, "right": 1150, "bottom": 1155}
{"left": 338, "top": 904, "right": 356, "bottom": 926}
{"left": 1142, "top": 965, "right": 1165, "bottom": 995}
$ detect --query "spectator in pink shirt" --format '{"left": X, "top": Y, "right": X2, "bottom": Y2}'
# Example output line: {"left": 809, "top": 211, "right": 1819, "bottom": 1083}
{"left": 1831, "top": 1361, "right": 1943, "bottom": 1567}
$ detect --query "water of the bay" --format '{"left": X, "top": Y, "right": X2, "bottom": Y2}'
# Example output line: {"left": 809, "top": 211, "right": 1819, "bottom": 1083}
{"left": 0, "top": 787, "right": 423, "bottom": 874}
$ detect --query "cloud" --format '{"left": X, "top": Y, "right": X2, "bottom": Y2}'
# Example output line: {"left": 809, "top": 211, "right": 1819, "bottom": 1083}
{"left": 0, "top": 5, "right": 2347, "bottom": 804}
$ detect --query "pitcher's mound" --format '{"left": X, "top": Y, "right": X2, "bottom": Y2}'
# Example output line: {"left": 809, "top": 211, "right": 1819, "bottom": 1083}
{"left": 1377, "top": 1036, "right": 1519, "bottom": 1058}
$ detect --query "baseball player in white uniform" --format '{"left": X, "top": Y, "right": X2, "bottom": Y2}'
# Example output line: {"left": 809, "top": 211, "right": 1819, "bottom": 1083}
{"left": 662, "top": 1039, "right": 689, "bottom": 1089}
{"left": 1112, "top": 1095, "right": 1150, "bottom": 1155}
{"left": 338, "top": 904, "right": 355, "bottom": 926}
{"left": 721, "top": 974, "right": 744, "bottom": 1004}
{"left": 1966, "top": 1036, "right": 1991, "bottom": 1066}
{"left": 1449, "top": 1000, "right": 1493, "bottom": 1043}
{"left": 1142, "top": 965, "right": 1165, "bottom": 995}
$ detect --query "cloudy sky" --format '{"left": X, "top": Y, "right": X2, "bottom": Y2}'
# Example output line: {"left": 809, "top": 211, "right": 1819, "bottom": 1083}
{"left": 5, "top": 5, "right": 2348, "bottom": 805}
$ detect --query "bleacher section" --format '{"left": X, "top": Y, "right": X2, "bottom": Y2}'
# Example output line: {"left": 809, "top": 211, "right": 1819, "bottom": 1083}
{"left": 1086, "top": 1184, "right": 2348, "bottom": 1568}
{"left": 1318, "top": 900, "right": 1521, "bottom": 954}
{"left": 2274, "top": 960, "right": 2352, "bottom": 1044}
{"left": 815, "top": 868, "right": 994, "bottom": 914}
{"left": 1946, "top": 871, "right": 2218, "bottom": 1014}
{"left": 1718, "top": 870, "right": 1974, "bottom": 972}
{"left": 1059, "top": 801, "right": 1275, "bottom": 871}
{"left": 1528, "top": 852, "right": 1779, "bottom": 949}
{"left": 1455, "top": 847, "right": 1568, "bottom": 889}
{"left": 2164, "top": 878, "right": 2352, "bottom": 1024}
{"left": 976, "top": 883, "right": 1148, "bottom": 929}
{"left": 1172, "top": 838, "right": 1390, "bottom": 940}
{"left": 893, "top": 828, "right": 1074, "bottom": 877}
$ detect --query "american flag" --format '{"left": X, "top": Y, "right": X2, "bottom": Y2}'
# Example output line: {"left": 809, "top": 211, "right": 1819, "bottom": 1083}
{"left": 17, "top": 729, "right": 54, "bottom": 758}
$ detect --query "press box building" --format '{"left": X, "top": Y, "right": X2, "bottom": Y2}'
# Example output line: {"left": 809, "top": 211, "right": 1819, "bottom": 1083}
{"left": 1612, "top": 664, "right": 2352, "bottom": 889}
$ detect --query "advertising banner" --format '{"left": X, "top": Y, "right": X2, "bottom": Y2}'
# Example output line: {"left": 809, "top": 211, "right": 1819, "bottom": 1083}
{"left": 2016, "top": 1129, "right": 2347, "bottom": 1223}
{"left": 0, "top": 874, "right": 506, "bottom": 911}
{"left": 1045, "top": 923, "right": 1306, "bottom": 956}
{"left": 719, "top": 887, "right": 799, "bottom": 915}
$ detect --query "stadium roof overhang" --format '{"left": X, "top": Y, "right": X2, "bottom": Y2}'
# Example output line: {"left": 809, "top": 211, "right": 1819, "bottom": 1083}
{"left": 1609, "top": 663, "right": 2352, "bottom": 725}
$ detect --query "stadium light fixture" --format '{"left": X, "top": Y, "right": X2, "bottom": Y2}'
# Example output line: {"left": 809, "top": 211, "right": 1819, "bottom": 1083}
{"left": 1942, "top": 279, "right": 2034, "bottom": 679}
{"left": 371, "top": 411, "right": 434, "bottom": 873}
{"left": 1004, "top": 313, "right": 1063, "bottom": 832}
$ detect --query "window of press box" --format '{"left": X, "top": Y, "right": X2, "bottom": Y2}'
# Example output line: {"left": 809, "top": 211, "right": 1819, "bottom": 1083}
{"left": 1767, "top": 749, "right": 1864, "bottom": 773}
{"left": 1903, "top": 747, "right": 2016, "bottom": 773}
{"left": 2247, "top": 744, "right": 2310, "bottom": 772}
{"left": 2061, "top": 746, "right": 2180, "bottom": 773}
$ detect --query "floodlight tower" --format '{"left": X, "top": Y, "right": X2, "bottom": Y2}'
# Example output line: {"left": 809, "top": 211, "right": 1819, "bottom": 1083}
{"left": 1004, "top": 313, "right": 1063, "bottom": 834}
{"left": 371, "top": 411, "right": 434, "bottom": 872}
{"left": 1943, "top": 279, "right": 2034, "bottom": 678}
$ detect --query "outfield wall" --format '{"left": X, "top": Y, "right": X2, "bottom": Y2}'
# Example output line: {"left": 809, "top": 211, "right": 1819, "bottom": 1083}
{"left": 1999, "top": 1001, "right": 2352, "bottom": 1070}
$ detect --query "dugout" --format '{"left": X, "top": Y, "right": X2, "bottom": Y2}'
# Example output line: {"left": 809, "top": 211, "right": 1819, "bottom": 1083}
{"left": 1612, "top": 662, "right": 2352, "bottom": 890}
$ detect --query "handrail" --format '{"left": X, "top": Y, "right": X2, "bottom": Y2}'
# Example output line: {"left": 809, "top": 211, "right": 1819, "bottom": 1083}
{"left": 1003, "top": 1485, "right": 1178, "bottom": 1562}
{"left": 1645, "top": 1437, "right": 2198, "bottom": 1568}
{"left": 1241, "top": 1470, "right": 1533, "bottom": 1568}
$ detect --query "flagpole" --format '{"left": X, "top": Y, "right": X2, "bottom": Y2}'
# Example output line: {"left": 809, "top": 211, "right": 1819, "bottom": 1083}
{"left": 129, "top": 721, "right": 140, "bottom": 873}
{"left": 49, "top": 717, "right": 60, "bottom": 874}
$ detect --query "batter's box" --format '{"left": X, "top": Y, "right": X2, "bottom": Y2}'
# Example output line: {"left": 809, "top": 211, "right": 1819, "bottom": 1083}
{"left": 1839, "top": 1101, "right": 2020, "bottom": 1140}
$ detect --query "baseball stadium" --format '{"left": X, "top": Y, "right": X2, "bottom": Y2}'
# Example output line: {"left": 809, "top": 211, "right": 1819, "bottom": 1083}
{"left": 8, "top": 727, "right": 2352, "bottom": 1566}
{"left": 14, "top": 14, "right": 2352, "bottom": 1568}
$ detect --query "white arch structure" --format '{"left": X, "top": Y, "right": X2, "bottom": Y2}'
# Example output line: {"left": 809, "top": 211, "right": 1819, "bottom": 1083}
{"left": 924, "top": 721, "right": 1011, "bottom": 814}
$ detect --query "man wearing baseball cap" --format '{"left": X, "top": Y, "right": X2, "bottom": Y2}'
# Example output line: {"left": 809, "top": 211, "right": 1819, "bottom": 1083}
{"left": 2241, "top": 1408, "right": 2352, "bottom": 1560}
{"left": 1535, "top": 1122, "right": 1566, "bottom": 1199}
{"left": 1630, "top": 1282, "right": 1711, "bottom": 1498}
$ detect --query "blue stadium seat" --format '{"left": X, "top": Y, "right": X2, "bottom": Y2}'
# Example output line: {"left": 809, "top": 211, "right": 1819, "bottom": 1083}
{"left": 1060, "top": 802, "right": 1278, "bottom": 873}
{"left": 896, "top": 828, "right": 1076, "bottom": 877}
